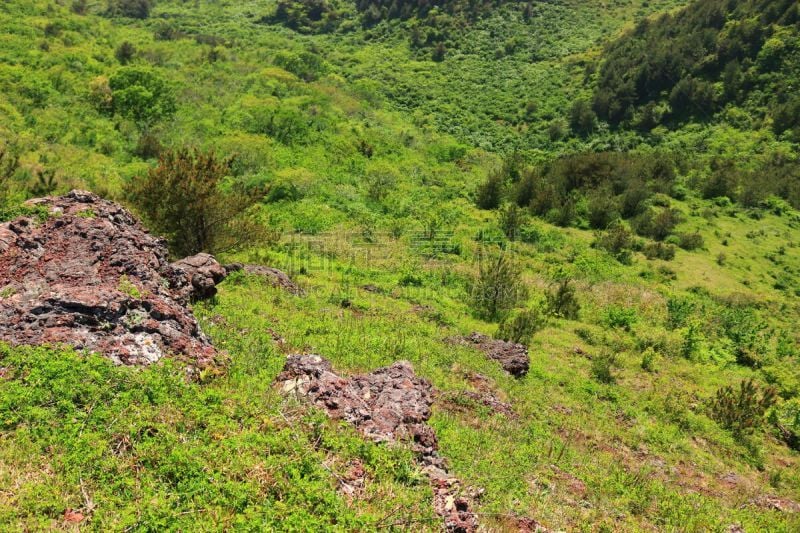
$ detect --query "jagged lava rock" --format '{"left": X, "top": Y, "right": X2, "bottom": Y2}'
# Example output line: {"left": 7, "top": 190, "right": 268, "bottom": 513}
{"left": 172, "top": 253, "right": 227, "bottom": 301}
{"left": 451, "top": 333, "right": 530, "bottom": 377}
{"left": 277, "top": 355, "right": 436, "bottom": 454}
{"left": 0, "top": 190, "right": 225, "bottom": 366}
{"left": 276, "top": 354, "right": 479, "bottom": 531}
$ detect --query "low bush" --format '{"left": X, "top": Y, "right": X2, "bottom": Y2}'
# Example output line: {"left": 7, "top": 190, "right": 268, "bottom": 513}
{"left": 643, "top": 241, "right": 676, "bottom": 261}
{"left": 496, "top": 303, "right": 548, "bottom": 344}
{"left": 603, "top": 305, "right": 638, "bottom": 331}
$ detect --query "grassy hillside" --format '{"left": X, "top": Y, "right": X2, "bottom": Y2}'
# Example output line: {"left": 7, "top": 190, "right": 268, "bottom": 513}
{"left": 1, "top": 0, "right": 799, "bottom": 530}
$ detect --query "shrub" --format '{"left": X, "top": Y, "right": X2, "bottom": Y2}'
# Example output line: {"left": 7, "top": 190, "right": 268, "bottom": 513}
{"left": 498, "top": 203, "right": 526, "bottom": 240}
{"left": 274, "top": 51, "right": 326, "bottom": 81}
{"left": 569, "top": 99, "right": 597, "bottom": 135}
{"left": 720, "top": 307, "right": 769, "bottom": 368}
{"left": 470, "top": 251, "right": 528, "bottom": 321}
{"left": 770, "top": 398, "right": 800, "bottom": 450}
{"left": 710, "top": 379, "right": 777, "bottom": 437}
{"left": 640, "top": 347, "right": 658, "bottom": 372}
{"left": 107, "top": 0, "right": 153, "bottom": 19}
{"left": 666, "top": 296, "right": 694, "bottom": 330}
{"left": 475, "top": 170, "right": 504, "bottom": 210}
{"left": 594, "top": 222, "right": 636, "bottom": 264}
{"left": 643, "top": 241, "right": 676, "bottom": 261}
{"left": 587, "top": 191, "right": 620, "bottom": 229}
{"left": 496, "top": 304, "right": 548, "bottom": 345}
{"left": 681, "top": 322, "right": 702, "bottom": 360}
{"left": 634, "top": 207, "right": 683, "bottom": 241}
{"left": 591, "top": 350, "right": 618, "bottom": 384}
{"left": 115, "top": 41, "right": 136, "bottom": 64}
{"left": 677, "top": 232, "right": 704, "bottom": 251}
{"left": 126, "top": 149, "right": 266, "bottom": 257}
{"left": 603, "top": 305, "right": 638, "bottom": 331}
{"left": 546, "top": 278, "right": 580, "bottom": 320}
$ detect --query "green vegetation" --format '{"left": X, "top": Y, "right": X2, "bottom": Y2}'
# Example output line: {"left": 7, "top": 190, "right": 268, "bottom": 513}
{"left": 1, "top": 0, "right": 799, "bottom": 530}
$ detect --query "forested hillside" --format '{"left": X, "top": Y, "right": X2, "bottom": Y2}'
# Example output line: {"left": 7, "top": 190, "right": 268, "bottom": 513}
{"left": 1, "top": 0, "right": 799, "bottom": 531}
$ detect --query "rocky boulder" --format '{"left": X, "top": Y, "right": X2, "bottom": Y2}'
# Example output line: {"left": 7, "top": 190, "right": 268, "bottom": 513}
{"left": 0, "top": 190, "right": 226, "bottom": 366}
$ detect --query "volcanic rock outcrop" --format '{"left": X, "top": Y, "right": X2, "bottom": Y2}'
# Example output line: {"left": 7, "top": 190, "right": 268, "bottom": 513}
{"left": 276, "top": 354, "right": 479, "bottom": 532}
{"left": 0, "top": 190, "right": 226, "bottom": 366}
{"left": 450, "top": 333, "right": 530, "bottom": 377}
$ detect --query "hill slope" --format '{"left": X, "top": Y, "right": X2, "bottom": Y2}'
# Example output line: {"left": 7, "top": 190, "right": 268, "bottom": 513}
{"left": 0, "top": 0, "right": 799, "bottom": 531}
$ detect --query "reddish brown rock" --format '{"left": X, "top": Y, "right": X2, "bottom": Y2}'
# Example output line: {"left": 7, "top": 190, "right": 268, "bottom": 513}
{"left": 450, "top": 333, "right": 530, "bottom": 377}
{"left": 276, "top": 354, "right": 479, "bottom": 532}
{"left": 172, "top": 253, "right": 227, "bottom": 301}
{"left": 0, "top": 190, "right": 225, "bottom": 366}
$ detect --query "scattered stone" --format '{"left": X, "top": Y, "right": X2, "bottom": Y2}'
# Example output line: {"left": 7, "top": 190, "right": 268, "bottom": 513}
{"left": 443, "top": 390, "right": 516, "bottom": 418}
{"left": 443, "top": 372, "right": 516, "bottom": 418}
{"left": 750, "top": 495, "right": 800, "bottom": 513}
{"left": 225, "top": 263, "right": 305, "bottom": 296}
{"left": 0, "top": 191, "right": 224, "bottom": 366}
{"left": 276, "top": 354, "right": 479, "bottom": 531}
{"left": 360, "top": 284, "right": 382, "bottom": 294}
{"left": 449, "top": 333, "right": 529, "bottom": 377}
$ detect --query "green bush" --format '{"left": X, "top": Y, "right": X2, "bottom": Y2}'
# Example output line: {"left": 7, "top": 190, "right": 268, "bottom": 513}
{"left": 603, "top": 305, "right": 638, "bottom": 331}
{"left": 676, "top": 232, "right": 704, "bottom": 251}
{"left": 496, "top": 304, "right": 548, "bottom": 344}
{"left": 643, "top": 241, "right": 676, "bottom": 261}
{"left": 109, "top": 66, "right": 176, "bottom": 127}
{"left": 475, "top": 170, "right": 504, "bottom": 210}
{"left": 126, "top": 149, "right": 266, "bottom": 257}
{"left": 591, "top": 350, "right": 618, "bottom": 384}
{"left": 770, "top": 398, "right": 800, "bottom": 450}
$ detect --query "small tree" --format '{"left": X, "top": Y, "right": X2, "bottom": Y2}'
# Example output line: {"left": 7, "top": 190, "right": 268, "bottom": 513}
{"left": 710, "top": 379, "right": 777, "bottom": 437}
{"left": 470, "top": 251, "right": 528, "bottom": 321}
{"left": 546, "top": 278, "right": 580, "bottom": 320}
{"left": 127, "top": 149, "right": 264, "bottom": 257}
{"left": 475, "top": 170, "right": 504, "bottom": 210}
{"left": 107, "top": 0, "right": 153, "bottom": 19}
{"left": 569, "top": 99, "right": 597, "bottom": 135}
{"left": 498, "top": 203, "right": 526, "bottom": 240}
{"left": 496, "top": 304, "right": 548, "bottom": 344}
{"left": 115, "top": 41, "right": 136, "bottom": 65}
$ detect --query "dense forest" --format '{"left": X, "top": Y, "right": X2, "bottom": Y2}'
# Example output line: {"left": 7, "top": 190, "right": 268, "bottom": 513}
{"left": 1, "top": 0, "right": 799, "bottom": 530}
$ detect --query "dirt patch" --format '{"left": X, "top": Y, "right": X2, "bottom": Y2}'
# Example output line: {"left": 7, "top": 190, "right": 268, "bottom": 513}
{"left": 276, "top": 354, "right": 479, "bottom": 531}
{"left": 0, "top": 191, "right": 226, "bottom": 367}
{"left": 448, "top": 333, "right": 529, "bottom": 377}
